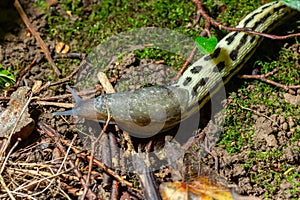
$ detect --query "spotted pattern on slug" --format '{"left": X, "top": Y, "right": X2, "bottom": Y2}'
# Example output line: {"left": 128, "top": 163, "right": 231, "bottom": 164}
{"left": 242, "top": 5, "right": 269, "bottom": 27}
{"left": 213, "top": 61, "right": 226, "bottom": 72}
{"left": 229, "top": 35, "right": 250, "bottom": 61}
{"left": 190, "top": 65, "right": 203, "bottom": 74}
{"left": 183, "top": 77, "right": 192, "bottom": 86}
{"left": 203, "top": 47, "right": 222, "bottom": 61}
{"left": 225, "top": 32, "right": 239, "bottom": 45}
{"left": 192, "top": 77, "right": 209, "bottom": 97}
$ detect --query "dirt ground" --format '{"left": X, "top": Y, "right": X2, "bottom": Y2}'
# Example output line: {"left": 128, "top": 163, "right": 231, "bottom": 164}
{"left": 0, "top": 0, "right": 299, "bottom": 199}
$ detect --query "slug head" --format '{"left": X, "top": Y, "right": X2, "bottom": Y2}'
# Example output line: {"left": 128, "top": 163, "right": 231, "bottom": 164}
{"left": 52, "top": 86, "right": 109, "bottom": 121}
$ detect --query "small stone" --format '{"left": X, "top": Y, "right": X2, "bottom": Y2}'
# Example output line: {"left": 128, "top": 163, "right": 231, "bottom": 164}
{"left": 282, "top": 122, "right": 289, "bottom": 131}
{"left": 278, "top": 115, "right": 286, "bottom": 124}
{"left": 284, "top": 93, "right": 300, "bottom": 106}
{"left": 288, "top": 89, "right": 296, "bottom": 95}
{"left": 232, "top": 164, "right": 245, "bottom": 177}
{"left": 288, "top": 117, "right": 295, "bottom": 127}
{"left": 279, "top": 180, "right": 292, "bottom": 190}
{"left": 265, "top": 134, "right": 278, "bottom": 147}
{"left": 278, "top": 131, "right": 286, "bottom": 137}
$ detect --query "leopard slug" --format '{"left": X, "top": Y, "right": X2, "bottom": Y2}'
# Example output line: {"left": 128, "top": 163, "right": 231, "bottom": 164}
{"left": 53, "top": 1, "right": 296, "bottom": 137}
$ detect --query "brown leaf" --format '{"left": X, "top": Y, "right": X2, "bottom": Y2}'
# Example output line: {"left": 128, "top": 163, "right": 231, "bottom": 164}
{"left": 159, "top": 176, "right": 261, "bottom": 200}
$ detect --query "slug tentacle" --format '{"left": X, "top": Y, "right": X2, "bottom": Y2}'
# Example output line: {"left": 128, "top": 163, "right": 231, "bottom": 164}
{"left": 52, "top": 86, "right": 82, "bottom": 116}
{"left": 66, "top": 85, "right": 82, "bottom": 104}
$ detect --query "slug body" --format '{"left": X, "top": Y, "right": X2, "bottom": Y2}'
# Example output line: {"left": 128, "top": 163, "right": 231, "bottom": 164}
{"left": 54, "top": 2, "right": 296, "bottom": 137}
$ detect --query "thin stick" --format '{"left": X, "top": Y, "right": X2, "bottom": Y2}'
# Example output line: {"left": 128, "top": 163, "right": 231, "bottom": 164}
{"left": 37, "top": 122, "right": 97, "bottom": 199}
{"left": 237, "top": 102, "right": 280, "bottom": 127}
{"left": 0, "top": 174, "right": 15, "bottom": 200}
{"left": 239, "top": 69, "right": 300, "bottom": 91}
{"left": 0, "top": 139, "right": 20, "bottom": 175}
{"left": 14, "top": 0, "right": 61, "bottom": 76}
{"left": 192, "top": 0, "right": 300, "bottom": 40}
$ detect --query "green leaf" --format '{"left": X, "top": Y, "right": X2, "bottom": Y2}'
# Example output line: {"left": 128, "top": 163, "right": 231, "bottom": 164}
{"left": 0, "top": 65, "right": 16, "bottom": 88}
{"left": 281, "top": 0, "right": 300, "bottom": 11}
{"left": 195, "top": 36, "right": 218, "bottom": 54}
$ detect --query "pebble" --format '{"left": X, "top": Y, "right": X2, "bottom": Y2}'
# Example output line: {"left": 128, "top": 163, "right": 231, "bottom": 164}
{"left": 265, "top": 134, "right": 278, "bottom": 147}
{"left": 288, "top": 117, "right": 295, "bottom": 127}
{"left": 282, "top": 122, "right": 289, "bottom": 131}
{"left": 288, "top": 89, "right": 296, "bottom": 95}
{"left": 278, "top": 115, "right": 286, "bottom": 124}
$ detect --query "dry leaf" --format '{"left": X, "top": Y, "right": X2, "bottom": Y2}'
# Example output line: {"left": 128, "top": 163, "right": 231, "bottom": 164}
{"left": 160, "top": 176, "right": 261, "bottom": 200}
{"left": 55, "top": 42, "right": 70, "bottom": 54}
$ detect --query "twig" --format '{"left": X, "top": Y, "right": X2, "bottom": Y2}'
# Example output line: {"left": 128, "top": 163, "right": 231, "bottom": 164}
{"left": 12, "top": 168, "right": 74, "bottom": 193}
{"left": 11, "top": 57, "right": 37, "bottom": 91}
{"left": 60, "top": 139, "right": 137, "bottom": 190}
{"left": 132, "top": 153, "right": 162, "bottom": 200}
{"left": 0, "top": 139, "right": 20, "bottom": 175}
{"left": 239, "top": 68, "right": 300, "bottom": 91}
{"left": 32, "top": 60, "right": 94, "bottom": 98}
{"left": 35, "top": 101, "right": 74, "bottom": 108}
{"left": 34, "top": 86, "right": 102, "bottom": 102}
{"left": 192, "top": 0, "right": 300, "bottom": 40}
{"left": 0, "top": 173, "right": 16, "bottom": 200}
{"left": 81, "top": 117, "right": 111, "bottom": 200}
{"left": 37, "top": 122, "right": 97, "bottom": 199}
{"left": 97, "top": 72, "right": 116, "bottom": 93}
{"left": 33, "top": 81, "right": 51, "bottom": 95}
{"left": 237, "top": 102, "right": 280, "bottom": 127}
{"left": 50, "top": 65, "right": 80, "bottom": 87}
{"left": 53, "top": 53, "right": 86, "bottom": 60}
{"left": 14, "top": 0, "right": 61, "bottom": 76}
{"left": 108, "top": 132, "right": 120, "bottom": 199}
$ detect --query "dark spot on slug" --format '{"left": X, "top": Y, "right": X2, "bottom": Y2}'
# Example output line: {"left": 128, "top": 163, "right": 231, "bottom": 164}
{"left": 230, "top": 50, "right": 238, "bottom": 61}
{"left": 211, "top": 47, "right": 221, "bottom": 59}
{"left": 242, "top": 10, "right": 264, "bottom": 27}
{"left": 250, "top": 35, "right": 257, "bottom": 43}
{"left": 225, "top": 32, "right": 239, "bottom": 45}
{"left": 242, "top": 2, "right": 275, "bottom": 28}
{"left": 259, "top": 1, "right": 274, "bottom": 10}
{"left": 132, "top": 116, "right": 152, "bottom": 127}
{"left": 230, "top": 34, "right": 249, "bottom": 61}
{"left": 190, "top": 65, "right": 203, "bottom": 74}
{"left": 129, "top": 107, "right": 152, "bottom": 127}
{"left": 240, "top": 34, "right": 248, "bottom": 45}
{"left": 192, "top": 77, "right": 209, "bottom": 96}
{"left": 183, "top": 77, "right": 192, "bottom": 86}
{"left": 213, "top": 61, "right": 226, "bottom": 72}
{"left": 203, "top": 47, "right": 221, "bottom": 61}
{"left": 251, "top": 5, "right": 285, "bottom": 31}
{"left": 252, "top": 12, "right": 272, "bottom": 30}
